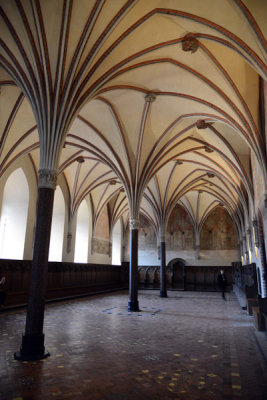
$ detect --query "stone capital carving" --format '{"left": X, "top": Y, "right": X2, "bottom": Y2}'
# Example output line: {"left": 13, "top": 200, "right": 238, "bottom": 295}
{"left": 129, "top": 219, "right": 140, "bottom": 230}
{"left": 182, "top": 33, "right": 199, "bottom": 53}
{"left": 204, "top": 146, "right": 213, "bottom": 153}
{"left": 207, "top": 172, "right": 215, "bottom": 178}
{"left": 145, "top": 93, "right": 156, "bottom": 103}
{"left": 196, "top": 120, "right": 210, "bottom": 129}
{"left": 76, "top": 156, "right": 85, "bottom": 163}
{"left": 38, "top": 169, "right": 57, "bottom": 190}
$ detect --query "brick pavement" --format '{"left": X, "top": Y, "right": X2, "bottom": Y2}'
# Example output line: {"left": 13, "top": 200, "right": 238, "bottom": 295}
{"left": 0, "top": 290, "right": 267, "bottom": 400}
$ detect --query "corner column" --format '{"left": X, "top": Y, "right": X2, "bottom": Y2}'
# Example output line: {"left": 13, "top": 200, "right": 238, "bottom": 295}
{"left": 128, "top": 218, "right": 140, "bottom": 311}
{"left": 15, "top": 169, "right": 57, "bottom": 361}
{"left": 160, "top": 233, "right": 167, "bottom": 298}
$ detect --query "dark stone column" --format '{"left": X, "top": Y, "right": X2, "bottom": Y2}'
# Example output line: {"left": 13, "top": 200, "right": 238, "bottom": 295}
{"left": 128, "top": 219, "right": 139, "bottom": 311}
{"left": 160, "top": 241, "right": 167, "bottom": 298}
{"left": 15, "top": 169, "right": 56, "bottom": 361}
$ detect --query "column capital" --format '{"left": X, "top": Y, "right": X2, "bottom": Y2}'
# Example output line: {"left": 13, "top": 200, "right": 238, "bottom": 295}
{"left": 129, "top": 218, "right": 140, "bottom": 230}
{"left": 196, "top": 119, "right": 210, "bottom": 129}
{"left": 38, "top": 169, "right": 57, "bottom": 190}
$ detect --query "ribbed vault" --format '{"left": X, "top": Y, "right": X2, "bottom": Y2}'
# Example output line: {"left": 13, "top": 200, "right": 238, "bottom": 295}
{"left": 0, "top": 0, "right": 266, "bottom": 244}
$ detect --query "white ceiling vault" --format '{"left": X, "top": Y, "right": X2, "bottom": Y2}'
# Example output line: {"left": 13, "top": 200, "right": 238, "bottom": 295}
{"left": 0, "top": 0, "right": 267, "bottom": 241}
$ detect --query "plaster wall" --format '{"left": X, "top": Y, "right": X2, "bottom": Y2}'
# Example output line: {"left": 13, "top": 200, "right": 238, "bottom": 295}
{"left": 138, "top": 249, "right": 240, "bottom": 267}
{"left": 138, "top": 249, "right": 159, "bottom": 266}
{"left": 131, "top": 206, "right": 240, "bottom": 266}
{"left": 88, "top": 251, "right": 111, "bottom": 264}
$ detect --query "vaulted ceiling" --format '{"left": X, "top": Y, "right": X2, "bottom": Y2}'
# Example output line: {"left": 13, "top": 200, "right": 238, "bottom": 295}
{"left": 0, "top": 0, "right": 267, "bottom": 239}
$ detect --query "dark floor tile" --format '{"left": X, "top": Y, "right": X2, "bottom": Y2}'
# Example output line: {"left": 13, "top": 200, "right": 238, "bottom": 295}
{"left": 0, "top": 290, "right": 267, "bottom": 400}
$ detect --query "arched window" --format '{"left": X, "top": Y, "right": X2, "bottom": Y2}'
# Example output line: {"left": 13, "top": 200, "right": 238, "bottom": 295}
{"left": 112, "top": 219, "right": 122, "bottom": 265}
{"left": 0, "top": 168, "right": 29, "bottom": 259}
{"left": 74, "top": 200, "right": 89, "bottom": 263}
{"left": 48, "top": 186, "right": 65, "bottom": 261}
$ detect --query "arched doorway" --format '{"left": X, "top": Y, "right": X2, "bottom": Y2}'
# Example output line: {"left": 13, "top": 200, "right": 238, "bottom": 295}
{"left": 167, "top": 258, "right": 187, "bottom": 289}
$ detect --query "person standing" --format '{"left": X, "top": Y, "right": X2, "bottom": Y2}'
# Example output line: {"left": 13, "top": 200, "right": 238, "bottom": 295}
{"left": 218, "top": 269, "right": 227, "bottom": 300}
{"left": 0, "top": 274, "right": 6, "bottom": 308}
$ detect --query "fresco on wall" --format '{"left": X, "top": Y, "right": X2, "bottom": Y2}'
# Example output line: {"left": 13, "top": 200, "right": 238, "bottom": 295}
{"left": 95, "top": 205, "right": 109, "bottom": 239}
{"left": 92, "top": 237, "right": 110, "bottom": 255}
{"left": 166, "top": 205, "right": 194, "bottom": 250}
{"left": 124, "top": 214, "right": 157, "bottom": 256}
{"left": 138, "top": 215, "right": 157, "bottom": 250}
{"left": 93, "top": 205, "right": 110, "bottom": 255}
{"left": 200, "top": 206, "right": 238, "bottom": 250}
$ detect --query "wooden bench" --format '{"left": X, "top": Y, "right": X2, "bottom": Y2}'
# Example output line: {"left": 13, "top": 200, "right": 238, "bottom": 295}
{"left": 247, "top": 298, "right": 259, "bottom": 315}
{"left": 3, "top": 282, "right": 127, "bottom": 308}
{"left": 252, "top": 298, "right": 267, "bottom": 331}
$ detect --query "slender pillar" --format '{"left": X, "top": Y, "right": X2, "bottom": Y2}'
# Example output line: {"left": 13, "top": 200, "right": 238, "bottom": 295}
{"left": 195, "top": 244, "right": 200, "bottom": 260}
{"left": 15, "top": 169, "right": 57, "bottom": 361}
{"left": 128, "top": 218, "right": 140, "bottom": 311}
{"left": 247, "top": 228, "right": 253, "bottom": 252}
{"left": 242, "top": 234, "right": 247, "bottom": 262}
{"left": 67, "top": 232, "right": 72, "bottom": 254}
{"left": 160, "top": 239, "right": 167, "bottom": 298}
{"left": 195, "top": 231, "right": 200, "bottom": 260}
{"left": 252, "top": 219, "right": 259, "bottom": 248}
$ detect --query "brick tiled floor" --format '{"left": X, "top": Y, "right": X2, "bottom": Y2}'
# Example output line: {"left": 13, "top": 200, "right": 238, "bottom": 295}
{"left": 0, "top": 290, "right": 267, "bottom": 400}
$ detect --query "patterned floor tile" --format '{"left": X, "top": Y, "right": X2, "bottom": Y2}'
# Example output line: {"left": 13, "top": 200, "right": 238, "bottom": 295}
{"left": 0, "top": 290, "right": 267, "bottom": 399}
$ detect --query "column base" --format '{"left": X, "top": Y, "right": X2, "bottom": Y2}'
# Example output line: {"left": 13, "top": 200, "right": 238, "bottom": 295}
{"left": 128, "top": 299, "right": 140, "bottom": 312}
{"left": 14, "top": 333, "right": 50, "bottom": 361}
{"left": 160, "top": 290, "right": 168, "bottom": 298}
